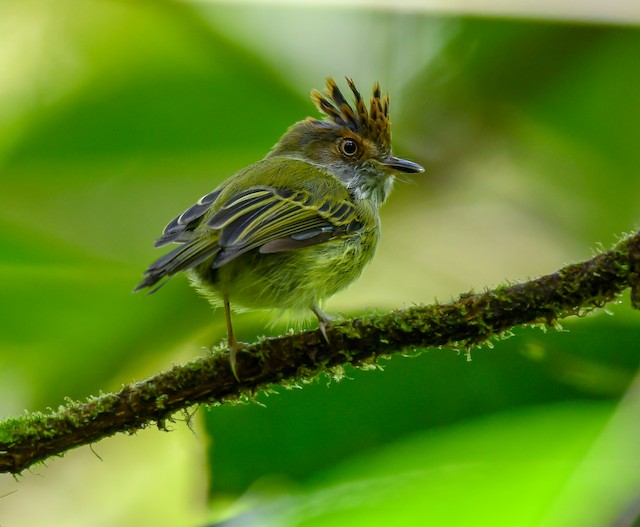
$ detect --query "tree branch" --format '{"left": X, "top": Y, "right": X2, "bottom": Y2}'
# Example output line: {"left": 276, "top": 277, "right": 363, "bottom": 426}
{"left": 1, "top": 230, "right": 639, "bottom": 474}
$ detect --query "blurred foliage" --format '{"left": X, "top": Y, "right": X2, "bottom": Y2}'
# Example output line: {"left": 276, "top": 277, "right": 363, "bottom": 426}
{"left": 218, "top": 401, "right": 615, "bottom": 526}
{"left": 0, "top": 1, "right": 639, "bottom": 526}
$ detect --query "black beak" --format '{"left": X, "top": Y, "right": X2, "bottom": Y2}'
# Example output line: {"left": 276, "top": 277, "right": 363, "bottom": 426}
{"left": 383, "top": 155, "right": 425, "bottom": 174}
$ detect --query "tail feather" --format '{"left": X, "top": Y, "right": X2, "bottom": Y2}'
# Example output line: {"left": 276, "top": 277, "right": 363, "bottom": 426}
{"left": 134, "top": 240, "right": 219, "bottom": 293}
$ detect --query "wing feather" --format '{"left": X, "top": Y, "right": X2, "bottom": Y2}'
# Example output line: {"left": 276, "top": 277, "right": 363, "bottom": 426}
{"left": 155, "top": 188, "right": 222, "bottom": 247}
{"left": 209, "top": 186, "right": 363, "bottom": 268}
{"left": 137, "top": 164, "right": 366, "bottom": 293}
{"left": 135, "top": 239, "right": 219, "bottom": 292}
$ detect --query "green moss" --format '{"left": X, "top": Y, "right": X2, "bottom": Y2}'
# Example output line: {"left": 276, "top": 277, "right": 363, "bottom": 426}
{"left": 0, "top": 230, "right": 638, "bottom": 474}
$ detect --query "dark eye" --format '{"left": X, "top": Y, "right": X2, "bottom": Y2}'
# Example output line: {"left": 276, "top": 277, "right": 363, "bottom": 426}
{"left": 339, "top": 138, "right": 359, "bottom": 157}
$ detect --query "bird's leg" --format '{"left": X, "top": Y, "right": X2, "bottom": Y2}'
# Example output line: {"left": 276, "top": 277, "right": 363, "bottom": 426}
{"left": 223, "top": 294, "right": 245, "bottom": 381}
{"left": 311, "top": 303, "right": 333, "bottom": 345}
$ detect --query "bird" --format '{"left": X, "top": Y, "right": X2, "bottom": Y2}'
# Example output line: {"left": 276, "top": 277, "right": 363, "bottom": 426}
{"left": 135, "top": 77, "right": 424, "bottom": 379}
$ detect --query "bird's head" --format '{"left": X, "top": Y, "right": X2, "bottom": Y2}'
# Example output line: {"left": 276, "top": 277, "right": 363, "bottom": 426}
{"left": 268, "top": 78, "right": 424, "bottom": 206}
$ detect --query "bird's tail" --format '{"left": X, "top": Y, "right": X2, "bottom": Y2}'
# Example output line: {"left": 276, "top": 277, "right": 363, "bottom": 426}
{"left": 134, "top": 239, "right": 219, "bottom": 293}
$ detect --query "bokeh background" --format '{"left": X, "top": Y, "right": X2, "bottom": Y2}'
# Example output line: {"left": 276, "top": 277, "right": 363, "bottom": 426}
{"left": 1, "top": 1, "right": 640, "bottom": 526}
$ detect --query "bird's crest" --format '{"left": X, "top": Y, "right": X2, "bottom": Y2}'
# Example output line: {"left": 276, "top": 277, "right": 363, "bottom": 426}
{"left": 311, "top": 78, "right": 391, "bottom": 154}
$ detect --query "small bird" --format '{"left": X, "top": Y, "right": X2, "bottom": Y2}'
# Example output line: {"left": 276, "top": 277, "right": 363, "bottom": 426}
{"left": 135, "top": 78, "right": 424, "bottom": 378}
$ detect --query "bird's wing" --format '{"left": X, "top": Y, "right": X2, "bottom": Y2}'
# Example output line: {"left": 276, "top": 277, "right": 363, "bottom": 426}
{"left": 135, "top": 187, "right": 223, "bottom": 291}
{"left": 154, "top": 188, "right": 223, "bottom": 247}
{"left": 136, "top": 159, "right": 366, "bottom": 292}
{"left": 207, "top": 185, "right": 363, "bottom": 268}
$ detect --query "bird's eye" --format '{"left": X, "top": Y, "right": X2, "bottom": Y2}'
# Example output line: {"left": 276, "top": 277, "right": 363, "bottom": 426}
{"left": 339, "top": 138, "right": 359, "bottom": 157}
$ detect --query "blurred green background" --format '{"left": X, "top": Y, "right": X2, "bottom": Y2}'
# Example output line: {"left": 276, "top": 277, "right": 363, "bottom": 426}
{"left": 1, "top": 1, "right": 639, "bottom": 526}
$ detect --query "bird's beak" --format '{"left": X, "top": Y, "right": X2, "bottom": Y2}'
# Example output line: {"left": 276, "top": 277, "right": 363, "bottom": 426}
{"left": 382, "top": 155, "right": 425, "bottom": 174}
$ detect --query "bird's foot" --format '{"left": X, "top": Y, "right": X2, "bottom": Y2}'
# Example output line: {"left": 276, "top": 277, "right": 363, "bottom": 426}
{"left": 229, "top": 338, "right": 249, "bottom": 382}
{"left": 311, "top": 304, "right": 334, "bottom": 345}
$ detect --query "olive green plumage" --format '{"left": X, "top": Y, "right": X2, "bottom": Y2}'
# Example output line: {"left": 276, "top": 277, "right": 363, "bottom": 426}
{"left": 135, "top": 77, "right": 424, "bottom": 378}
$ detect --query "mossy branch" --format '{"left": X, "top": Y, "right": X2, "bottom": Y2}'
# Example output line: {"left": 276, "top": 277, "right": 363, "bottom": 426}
{"left": 1, "top": 230, "right": 639, "bottom": 475}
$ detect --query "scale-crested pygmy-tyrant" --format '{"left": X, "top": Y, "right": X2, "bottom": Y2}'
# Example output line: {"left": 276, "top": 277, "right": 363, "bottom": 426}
{"left": 135, "top": 78, "right": 424, "bottom": 377}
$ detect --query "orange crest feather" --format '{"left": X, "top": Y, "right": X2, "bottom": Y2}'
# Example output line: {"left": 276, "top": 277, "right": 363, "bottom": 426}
{"left": 311, "top": 78, "right": 391, "bottom": 154}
